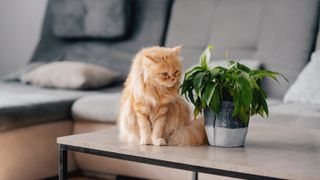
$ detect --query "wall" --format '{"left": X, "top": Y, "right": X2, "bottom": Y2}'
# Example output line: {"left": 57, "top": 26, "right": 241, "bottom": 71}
{"left": 0, "top": 0, "right": 48, "bottom": 77}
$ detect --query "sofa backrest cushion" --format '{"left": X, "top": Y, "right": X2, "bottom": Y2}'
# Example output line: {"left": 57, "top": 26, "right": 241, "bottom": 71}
{"left": 315, "top": 21, "right": 320, "bottom": 50}
{"left": 31, "top": 0, "right": 172, "bottom": 78}
{"left": 166, "top": 0, "right": 319, "bottom": 98}
{"left": 52, "top": 0, "right": 131, "bottom": 39}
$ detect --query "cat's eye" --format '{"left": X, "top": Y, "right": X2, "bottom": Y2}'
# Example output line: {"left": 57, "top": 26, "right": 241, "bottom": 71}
{"left": 174, "top": 70, "right": 180, "bottom": 76}
{"left": 162, "top": 72, "right": 169, "bottom": 77}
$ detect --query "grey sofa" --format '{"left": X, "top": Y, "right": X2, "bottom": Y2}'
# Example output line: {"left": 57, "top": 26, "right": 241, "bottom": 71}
{"left": 1, "top": 0, "right": 320, "bottom": 179}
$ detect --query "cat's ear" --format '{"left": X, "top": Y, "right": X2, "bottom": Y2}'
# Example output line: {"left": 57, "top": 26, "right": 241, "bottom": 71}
{"left": 143, "top": 55, "right": 157, "bottom": 64}
{"left": 172, "top": 45, "right": 182, "bottom": 56}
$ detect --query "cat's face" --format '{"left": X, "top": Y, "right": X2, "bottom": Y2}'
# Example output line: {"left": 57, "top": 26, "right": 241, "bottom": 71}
{"left": 143, "top": 46, "right": 182, "bottom": 88}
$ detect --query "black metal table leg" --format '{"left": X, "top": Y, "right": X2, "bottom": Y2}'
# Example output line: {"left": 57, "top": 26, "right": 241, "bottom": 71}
{"left": 192, "top": 171, "right": 198, "bottom": 180}
{"left": 59, "top": 144, "right": 282, "bottom": 180}
{"left": 59, "top": 145, "right": 68, "bottom": 180}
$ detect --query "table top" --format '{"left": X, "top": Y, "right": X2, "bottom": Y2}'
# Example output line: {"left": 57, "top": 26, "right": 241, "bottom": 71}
{"left": 57, "top": 123, "right": 320, "bottom": 179}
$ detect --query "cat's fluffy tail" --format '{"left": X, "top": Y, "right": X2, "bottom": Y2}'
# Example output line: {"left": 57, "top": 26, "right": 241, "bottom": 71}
{"left": 168, "top": 118, "right": 208, "bottom": 146}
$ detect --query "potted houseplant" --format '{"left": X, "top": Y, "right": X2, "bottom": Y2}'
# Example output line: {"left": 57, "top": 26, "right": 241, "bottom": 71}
{"left": 180, "top": 45, "right": 287, "bottom": 147}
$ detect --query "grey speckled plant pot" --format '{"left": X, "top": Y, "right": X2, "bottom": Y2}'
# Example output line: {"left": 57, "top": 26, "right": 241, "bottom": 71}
{"left": 204, "top": 101, "right": 248, "bottom": 147}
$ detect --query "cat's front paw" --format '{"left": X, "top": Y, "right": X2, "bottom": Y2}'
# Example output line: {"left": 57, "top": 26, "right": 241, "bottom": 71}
{"left": 140, "top": 137, "right": 152, "bottom": 145}
{"left": 152, "top": 138, "right": 167, "bottom": 146}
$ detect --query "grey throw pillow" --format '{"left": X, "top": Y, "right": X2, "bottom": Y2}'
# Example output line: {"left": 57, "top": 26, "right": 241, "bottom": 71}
{"left": 284, "top": 51, "right": 320, "bottom": 105}
{"left": 20, "top": 61, "right": 119, "bottom": 90}
{"left": 52, "top": 0, "right": 129, "bottom": 39}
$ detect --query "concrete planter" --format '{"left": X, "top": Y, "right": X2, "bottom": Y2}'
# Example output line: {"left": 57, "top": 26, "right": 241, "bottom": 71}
{"left": 204, "top": 101, "right": 248, "bottom": 147}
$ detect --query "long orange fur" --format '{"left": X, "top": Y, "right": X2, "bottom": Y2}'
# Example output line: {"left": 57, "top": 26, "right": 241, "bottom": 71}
{"left": 118, "top": 46, "right": 208, "bottom": 146}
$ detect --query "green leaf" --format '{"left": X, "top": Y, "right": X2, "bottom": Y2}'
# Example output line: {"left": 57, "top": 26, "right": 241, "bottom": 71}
{"left": 209, "top": 86, "right": 220, "bottom": 113}
{"left": 228, "top": 60, "right": 237, "bottom": 67}
{"left": 237, "top": 62, "right": 251, "bottom": 73}
{"left": 260, "top": 95, "right": 269, "bottom": 117}
{"left": 205, "top": 83, "right": 216, "bottom": 106}
{"left": 201, "top": 93, "right": 207, "bottom": 108}
{"left": 232, "top": 90, "right": 241, "bottom": 117}
{"left": 194, "top": 97, "right": 203, "bottom": 112}
{"left": 186, "top": 89, "right": 195, "bottom": 104}
{"left": 237, "top": 76, "right": 252, "bottom": 109}
{"left": 201, "top": 83, "right": 216, "bottom": 109}
{"left": 228, "top": 60, "right": 249, "bottom": 72}
{"left": 279, "top": 73, "right": 289, "bottom": 83}
{"left": 179, "top": 80, "right": 189, "bottom": 95}
{"left": 250, "top": 78, "right": 260, "bottom": 89}
{"left": 210, "top": 67, "right": 222, "bottom": 79}
{"left": 257, "top": 107, "right": 266, "bottom": 118}
{"left": 251, "top": 88, "right": 259, "bottom": 114}
{"left": 257, "top": 87, "right": 268, "bottom": 99}
{"left": 193, "top": 108, "right": 201, "bottom": 120}
{"left": 193, "top": 72, "right": 206, "bottom": 95}
{"left": 238, "top": 106, "right": 249, "bottom": 125}
{"left": 211, "top": 66, "right": 227, "bottom": 72}
{"left": 185, "top": 66, "right": 205, "bottom": 80}
{"left": 250, "top": 70, "right": 288, "bottom": 83}
{"left": 200, "top": 45, "right": 214, "bottom": 69}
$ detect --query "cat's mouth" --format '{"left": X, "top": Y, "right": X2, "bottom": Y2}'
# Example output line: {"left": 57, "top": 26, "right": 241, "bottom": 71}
{"left": 162, "top": 81, "right": 177, "bottom": 88}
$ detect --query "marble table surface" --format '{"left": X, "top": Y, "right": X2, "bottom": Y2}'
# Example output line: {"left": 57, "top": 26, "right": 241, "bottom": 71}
{"left": 57, "top": 123, "right": 320, "bottom": 179}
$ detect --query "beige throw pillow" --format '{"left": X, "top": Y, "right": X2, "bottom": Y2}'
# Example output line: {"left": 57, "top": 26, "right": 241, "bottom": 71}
{"left": 20, "top": 61, "right": 119, "bottom": 89}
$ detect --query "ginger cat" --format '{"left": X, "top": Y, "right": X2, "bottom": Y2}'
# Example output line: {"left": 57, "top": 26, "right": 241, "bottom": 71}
{"left": 118, "top": 46, "right": 207, "bottom": 146}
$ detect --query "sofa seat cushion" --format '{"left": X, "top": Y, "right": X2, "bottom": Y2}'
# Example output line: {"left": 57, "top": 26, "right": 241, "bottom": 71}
{"left": 266, "top": 98, "right": 282, "bottom": 106}
{"left": 72, "top": 93, "right": 122, "bottom": 123}
{"left": 72, "top": 94, "right": 281, "bottom": 124}
{"left": 251, "top": 102, "right": 320, "bottom": 129}
{"left": 0, "top": 82, "right": 122, "bottom": 132}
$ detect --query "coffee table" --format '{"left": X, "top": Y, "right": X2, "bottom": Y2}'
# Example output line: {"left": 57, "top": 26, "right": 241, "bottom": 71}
{"left": 57, "top": 123, "right": 320, "bottom": 180}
